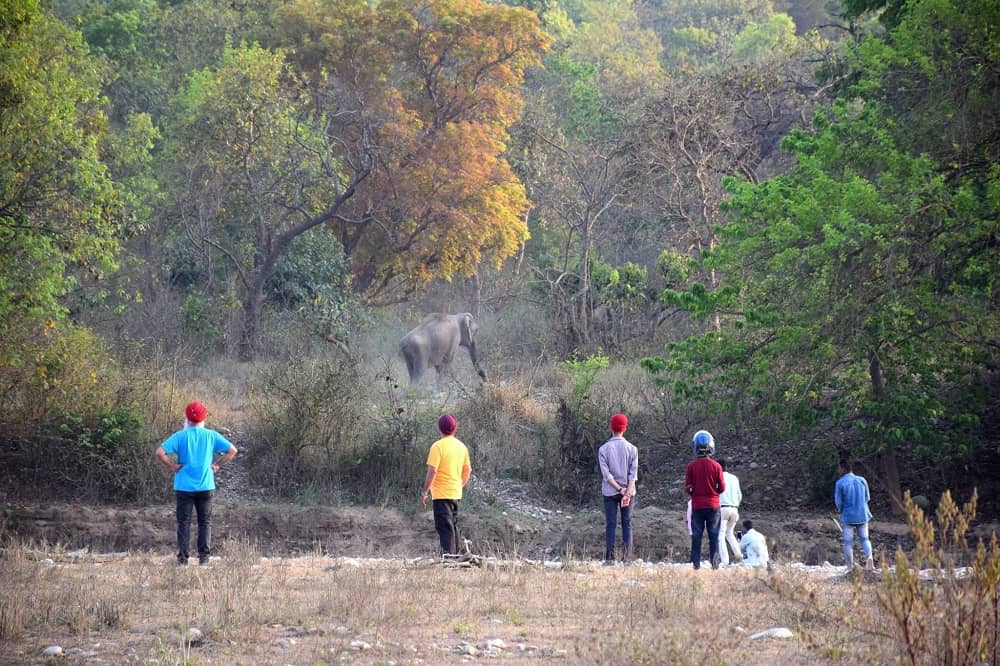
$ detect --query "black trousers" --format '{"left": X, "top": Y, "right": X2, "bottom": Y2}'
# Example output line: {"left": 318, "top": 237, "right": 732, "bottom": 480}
{"left": 432, "top": 499, "right": 461, "bottom": 554}
{"left": 176, "top": 490, "right": 213, "bottom": 560}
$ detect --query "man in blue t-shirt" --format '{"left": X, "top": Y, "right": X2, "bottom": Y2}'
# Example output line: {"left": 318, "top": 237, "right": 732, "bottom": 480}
{"left": 835, "top": 458, "right": 874, "bottom": 570}
{"left": 156, "top": 401, "right": 237, "bottom": 565}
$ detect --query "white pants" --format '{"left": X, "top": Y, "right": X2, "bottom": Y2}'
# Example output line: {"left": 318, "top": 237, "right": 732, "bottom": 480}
{"left": 720, "top": 506, "right": 742, "bottom": 565}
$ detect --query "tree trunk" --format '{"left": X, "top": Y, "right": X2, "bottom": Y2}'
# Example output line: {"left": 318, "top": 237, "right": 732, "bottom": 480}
{"left": 239, "top": 288, "right": 264, "bottom": 362}
{"left": 869, "top": 350, "right": 904, "bottom": 515}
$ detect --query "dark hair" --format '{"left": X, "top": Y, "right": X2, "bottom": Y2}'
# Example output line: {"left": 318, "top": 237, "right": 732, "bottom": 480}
{"left": 839, "top": 458, "right": 852, "bottom": 473}
{"left": 717, "top": 458, "right": 727, "bottom": 471}
{"left": 743, "top": 520, "right": 753, "bottom": 530}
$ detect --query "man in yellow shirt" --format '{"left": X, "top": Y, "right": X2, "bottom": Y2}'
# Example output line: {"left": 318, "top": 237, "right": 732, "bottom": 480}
{"left": 421, "top": 414, "right": 472, "bottom": 554}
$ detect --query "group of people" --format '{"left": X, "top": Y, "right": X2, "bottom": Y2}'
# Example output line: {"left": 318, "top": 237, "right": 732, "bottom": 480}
{"left": 155, "top": 402, "right": 873, "bottom": 571}
{"left": 598, "top": 415, "right": 875, "bottom": 570}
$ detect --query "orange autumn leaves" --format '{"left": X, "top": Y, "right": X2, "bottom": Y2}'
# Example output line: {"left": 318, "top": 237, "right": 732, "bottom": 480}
{"left": 276, "top": 0, "right": 550, "bottom": 300}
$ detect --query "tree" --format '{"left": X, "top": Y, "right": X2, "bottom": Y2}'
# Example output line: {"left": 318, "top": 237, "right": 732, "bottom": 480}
{"left": 273, "top": 0, "right": 549, "bottom": 303}
{"left": 164, "top": 0, "right": 549, "bottom": 359}
{"left": 643, "top": 0, "right": 1000, "bottom": 508}
{"left": 0, "top": 1, "right": 121, "bottom": 341}
{"left": 515, "top": 0, "right": 662, "bottom": 351}
{"left": 165, "top": 44, "right": 365, "bottom": 360}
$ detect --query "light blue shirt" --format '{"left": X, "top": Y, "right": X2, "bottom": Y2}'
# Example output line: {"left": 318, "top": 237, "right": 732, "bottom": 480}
{"left": 719, "top": 471, "right": 742, "bottom": 507}
{"left": 835, "top": 472, "right": 873, "bottom": 525}
{"left": 598, "top": 436, "right": 638, "bottom": 497}
{"left": 161, "top": 425, "right": 234, "bottom": 492}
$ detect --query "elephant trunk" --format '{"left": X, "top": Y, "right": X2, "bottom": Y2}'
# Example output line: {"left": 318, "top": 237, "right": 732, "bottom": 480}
{"left": 468, "top": 342, "right": 487, "bottom": 381}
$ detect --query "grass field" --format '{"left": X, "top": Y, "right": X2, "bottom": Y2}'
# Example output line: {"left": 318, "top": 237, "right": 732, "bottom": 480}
{"left": 1, "top": 539, "right": 893, "bottom": 665}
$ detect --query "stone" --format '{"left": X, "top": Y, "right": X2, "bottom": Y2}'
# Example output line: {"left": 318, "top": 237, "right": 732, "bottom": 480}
{"left": 275, "top": 637, "right": 296, "bottom": 648}
{"left": 40, "top": 558, "right": 55, "bottom": 567}
{"left": 749, "top": 462, "right": 759, "bottom": 470}
{"left": 479, "top": 638, "right": 506, "bottom": 651}
{"left": 42, "top": 646, "right": 63, "bottom": 657}
{"left": 349, "top": 640, "right": 372, "bottom": 651}
{"left": 458, "top": 643, "right": 478, "bottom": 656}
{"left": 334, "top": 625, "right": 350, "bottom": 634}
{"left": 185, "top": 628, "right": 204, "bottom": 645}
{"left": 912, "top": 495, "right": 932, "bottom": 510}
{"left": 748, "top": 627, "right": 795, "bottom": 640}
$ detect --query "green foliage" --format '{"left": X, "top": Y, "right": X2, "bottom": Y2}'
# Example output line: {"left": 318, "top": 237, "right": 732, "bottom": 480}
{"left": 565, "top": 352, "right": 609, "bottom": 402}
{"left": 55, "top": 406, "right": 149, "bottom": 499}
{"left": 0, "top": 5, "right": 121, "bottom": 338}
{"left": 179, "top": 290, "right": 223, "bottom": 348}
{"left": 655, "top": 249, "right": 691, "bottom": 288}
{"left": 267, "top": 226, "right": 356, "bottom": 343}
{"left": 0, "top": 323, "right": 160, "bottom": 501}
{"left": 732, "top": 13, "right": 798, "bottom": 62}
{"left": 644, "top": 0, "right": 999, "bottom": 475}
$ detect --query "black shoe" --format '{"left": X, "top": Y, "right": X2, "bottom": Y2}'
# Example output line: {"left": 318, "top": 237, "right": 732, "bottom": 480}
{"left": 198, "top": 556, "right": 210, "bottom": 566}
{"left": 711, "top": 553, "right": 721, "bottom": 570}
{"left": 177, "top": 557, "right": 188, "bottom": 566}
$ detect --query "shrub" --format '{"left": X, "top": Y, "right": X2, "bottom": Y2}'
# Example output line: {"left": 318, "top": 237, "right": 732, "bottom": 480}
{"left": 459, "top": 381, "right": 553, "bottom": 481}
{"left": 244, "top": 356, "right": 368, "bottom": 496}
{"left": 772, "top": 489, "right": 1000, "bottom": 664}
{"left": 0, "top": 323, "right": 162, "bottom": 501}
{"left": 875, "top": 490, "right": 1000, "bottom": 665}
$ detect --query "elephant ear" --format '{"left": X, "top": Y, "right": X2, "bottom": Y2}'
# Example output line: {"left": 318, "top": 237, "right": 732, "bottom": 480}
{"left": 459, "top": 313, "right": 475, "bottom": 346}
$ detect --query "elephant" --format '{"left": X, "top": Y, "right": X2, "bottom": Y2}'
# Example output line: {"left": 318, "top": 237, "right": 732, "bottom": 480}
{"left": 399, "top": 312, "right": 487, "bottom": 385}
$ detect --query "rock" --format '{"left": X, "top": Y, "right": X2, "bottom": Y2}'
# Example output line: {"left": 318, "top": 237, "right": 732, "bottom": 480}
{"left": 40, "top": 558, "right": 55, "bottom": 567}
{"left": 458, "top": 643, "right": 478, "bottom": 656}
{"left": 185, "top": 627, "right": 204, "bottom": 645}
{"left": 349, "top": 640, "right": 372, "bottom": 651}
{"left": 479, "top": 638, "right": 506, "bottom": 651}
{"left": 912, "top": 495, "right": 932, "bottom": 510}
{"left": 42, "top": 646, "right": 63, "bottom": 657}
{"left": 334, "top": 625, "right": 350, "bottom": 634}
{"left": 748, "top": 627, "right": 795, "bottom": 640}
{"left": 750, "top": 462, "right": 759, "bottom": 470}
{"left": 275, "top": 637, "right": 296, "bottom": 648}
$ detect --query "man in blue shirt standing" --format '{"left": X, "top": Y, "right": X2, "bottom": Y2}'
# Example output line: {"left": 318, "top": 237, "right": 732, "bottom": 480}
{"left": 156, "top": 401, "right": 237, "bottom": 565}
{"left": 835, "top": 458, "right": 874, "bottom": 570}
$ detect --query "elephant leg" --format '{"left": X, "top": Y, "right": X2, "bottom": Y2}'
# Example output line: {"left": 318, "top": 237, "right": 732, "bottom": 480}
{"left": 434, "top": 361, "right": 453, "bottom": 387}
{"left": 401, "top": 343, "right": 424, "bottom": 384}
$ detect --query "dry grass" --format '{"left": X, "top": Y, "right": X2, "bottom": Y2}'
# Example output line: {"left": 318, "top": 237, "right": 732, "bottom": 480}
{"left": 0, "top": 539, "right": 893, "bottom": 665}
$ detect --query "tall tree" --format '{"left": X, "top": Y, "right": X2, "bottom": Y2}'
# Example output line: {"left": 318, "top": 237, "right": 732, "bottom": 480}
{"left": 516, "top": 0, "right": 663, "bottom": 350}
{"left": 273, "top": 0, "right": 549, "bottom": 303}
{"left": 0, "top": 1, "right": 121, "bottom": 339}
{"left": 163, "top": 0, "right": 548, "bottom": 359}
{"left": 644, "top": 0, "right": 1000, "bottom": 508}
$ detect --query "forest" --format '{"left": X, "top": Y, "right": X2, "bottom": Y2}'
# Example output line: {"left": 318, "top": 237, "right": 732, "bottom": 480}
{"left": 1, "top": 0, "right": 999, "bottom": 662}
{"left": 0, "top": 0, "right": 998, "bottom": 517}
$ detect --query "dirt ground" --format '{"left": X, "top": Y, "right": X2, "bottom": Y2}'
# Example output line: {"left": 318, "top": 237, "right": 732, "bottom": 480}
{"left": 3, "top": 490, "right": 917, "bottom": 566}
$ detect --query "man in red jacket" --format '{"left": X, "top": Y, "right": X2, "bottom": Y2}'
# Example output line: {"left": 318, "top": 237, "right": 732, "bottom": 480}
{"left": 685, "top": 430, "right": 725, "bottom": 570}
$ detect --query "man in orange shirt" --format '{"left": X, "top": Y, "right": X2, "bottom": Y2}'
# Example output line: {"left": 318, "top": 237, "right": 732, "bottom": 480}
{"left": 421, "top": 414, "right": 472, "bottom": 554}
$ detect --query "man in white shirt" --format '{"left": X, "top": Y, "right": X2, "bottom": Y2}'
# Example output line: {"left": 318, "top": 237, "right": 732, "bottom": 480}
{"left": 717, "top": 459, "right": 743, "bottom": 565}
{"left": 739, "top": 520, "right": 769, "bottom": 567}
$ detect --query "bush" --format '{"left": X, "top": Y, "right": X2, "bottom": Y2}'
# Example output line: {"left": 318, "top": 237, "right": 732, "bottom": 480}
{"left": 459, "top": 381, "right": 553, "bottom": 481}
{"left": 772, "top": 489, "right": 1000, "bottom": 664}
{"left": 244, "top": 356, "right": 368, "bottom": 496}
{"left": 875, "top": 490, "right": 1000, "bottom": 665}
{"left": 0, "top": 323, "right": 162, "bottom": 501}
